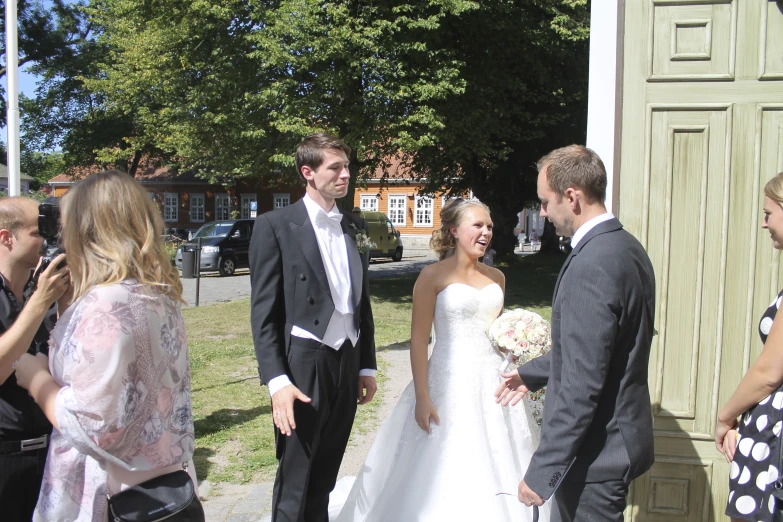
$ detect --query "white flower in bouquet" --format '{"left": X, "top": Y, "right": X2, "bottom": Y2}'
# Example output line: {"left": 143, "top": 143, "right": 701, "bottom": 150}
{"left": 488, "top": 308, "right": 552, "bottom": 372}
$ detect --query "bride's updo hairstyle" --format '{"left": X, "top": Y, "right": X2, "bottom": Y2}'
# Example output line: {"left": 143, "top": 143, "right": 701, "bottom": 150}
{"left": 430, "top": 198, "right": 491, "bottom": 260}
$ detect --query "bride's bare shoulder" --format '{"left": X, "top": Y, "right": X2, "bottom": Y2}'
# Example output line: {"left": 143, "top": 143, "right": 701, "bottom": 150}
{"left": 479, "top": 265, "right": 505, "bottom": 288}
{"left": 415, "top": 259, "right": 449, "bottom": 291}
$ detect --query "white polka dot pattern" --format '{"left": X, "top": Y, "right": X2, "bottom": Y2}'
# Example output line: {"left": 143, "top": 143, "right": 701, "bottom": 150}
{"left": 726, "top": 290, "right": 783, "bottom": 522}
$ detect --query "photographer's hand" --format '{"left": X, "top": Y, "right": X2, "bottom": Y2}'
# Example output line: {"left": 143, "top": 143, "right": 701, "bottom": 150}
{"left": 30, "top": 254, "right": 69, "bottom": 308}
{"left": 0, "top": 254, "right": 69, "bottom": 385}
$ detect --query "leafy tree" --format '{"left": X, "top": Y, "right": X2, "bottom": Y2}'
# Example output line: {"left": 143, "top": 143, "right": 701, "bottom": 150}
{"left": 18, "top": 0, "right": 589, "bottom": 257}
{"left": 409, "top": 0, "right": 590, "bottom": 255}
{"left": 86, "top": 0, "right": 479, "bottom": 191}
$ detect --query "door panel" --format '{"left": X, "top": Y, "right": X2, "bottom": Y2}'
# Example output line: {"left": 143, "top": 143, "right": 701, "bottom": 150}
{"left": 620, "top": 1, "right": 783, "bottom": 520}
{"left": 646, "top": 107, "right": 730, "bottom": 438}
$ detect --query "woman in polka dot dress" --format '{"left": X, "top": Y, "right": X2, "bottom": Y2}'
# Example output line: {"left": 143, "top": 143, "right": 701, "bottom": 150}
{"left": 716, "top": 171, "right": 783, "bottom": 521}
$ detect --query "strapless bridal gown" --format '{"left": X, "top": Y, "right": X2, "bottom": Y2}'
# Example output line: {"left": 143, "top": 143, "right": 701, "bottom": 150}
{"left": 331, "top": 283, "right": 550, "bottom": 521}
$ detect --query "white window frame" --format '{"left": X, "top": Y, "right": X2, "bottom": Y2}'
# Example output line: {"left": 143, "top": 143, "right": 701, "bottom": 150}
{"left": 163, "top": 193, "right": 178, "bottom": 223}
{"left": 274, "top": 192, "right": 290, "bottom": 209}
{"left": 414, "top": 195, "right": 433, "bottom": 227}
{"left": 360, "top": 195, "right": 379, "bottom": 211}
{"left": 215, "top": 194, "right": 230, "bottom": 220}
{"left": 388, "top": 194, "right": 406, "bottom": 227}
{"left": 241, "top": 193, "right": 257, "bottom": 220}
{"left": 190, "top": 193, "right": 205, "bottom": 223}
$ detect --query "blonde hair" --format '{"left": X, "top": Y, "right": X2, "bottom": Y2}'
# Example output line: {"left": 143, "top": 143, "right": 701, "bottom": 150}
{"left": 61, "top": 170, "right": 184, "bottom": 302}
{"left": 430, "top": 198, "right": 491, "bottom": 260}
{"left": 765, "top": 172, "right": 783, "bottom": 205}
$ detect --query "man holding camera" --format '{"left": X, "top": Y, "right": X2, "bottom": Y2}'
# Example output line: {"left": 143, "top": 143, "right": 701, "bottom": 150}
{"left": 0, "top": 197, "right": 69, "bottom": 521}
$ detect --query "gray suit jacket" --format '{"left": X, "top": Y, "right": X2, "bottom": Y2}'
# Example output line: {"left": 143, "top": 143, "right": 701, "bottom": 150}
{"left": 249, "top": 199, "right": 376, "bottom": 386}
{"left": 518, "top": 218, "right": 655, "bottom": 499}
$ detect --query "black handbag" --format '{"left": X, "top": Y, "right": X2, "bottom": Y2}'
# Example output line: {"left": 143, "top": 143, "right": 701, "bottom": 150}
{"left": 107, "top": 464, "right": 205, "bottom": 522}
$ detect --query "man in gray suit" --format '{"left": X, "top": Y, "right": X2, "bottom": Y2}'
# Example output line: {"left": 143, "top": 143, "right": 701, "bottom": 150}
{"left": 496, "top": 145, "right": 656, "bottom": 521}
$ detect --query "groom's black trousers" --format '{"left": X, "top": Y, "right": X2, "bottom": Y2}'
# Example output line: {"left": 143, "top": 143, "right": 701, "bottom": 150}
{"left": 271, "top": 338, "right": 359, "bottom": 522}
{"left": 551, "top": 479, "right": 629, "bottom": 522}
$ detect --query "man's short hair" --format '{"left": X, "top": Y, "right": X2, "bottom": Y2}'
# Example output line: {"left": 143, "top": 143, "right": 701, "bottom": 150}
{"left": 537, "top": 145, "right": 607, "bottom": 204}
{"left": 295, "top": 133, "right": 352, "bottom": 180}
{"left": 0, "top": 197, "right": 37, "bottom": 237}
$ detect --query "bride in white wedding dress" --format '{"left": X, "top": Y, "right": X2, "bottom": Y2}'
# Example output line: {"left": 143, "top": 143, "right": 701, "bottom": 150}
{"left": 331, "top": 199, "right": 550, "bottom": 522}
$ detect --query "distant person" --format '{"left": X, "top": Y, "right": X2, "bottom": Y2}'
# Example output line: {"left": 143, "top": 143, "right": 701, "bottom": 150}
{"left": 716, "top": 171, "right": 783, "bottom": 522}
{"left": 482, "top": 247, "right": 496, "bottom": 267}
{"left": 14, "top": 171, "right": 198, "bottom": 521}
{"left": 0, "top": 197, "right": 69, "bottom": 522}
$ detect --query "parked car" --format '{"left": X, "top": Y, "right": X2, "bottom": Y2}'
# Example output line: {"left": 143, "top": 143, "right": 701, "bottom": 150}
{"left": 175, "top": 219, "right": 255, "bottom": 276}
{"left": 360, "top": 211, "right": 404, "bottom": 261}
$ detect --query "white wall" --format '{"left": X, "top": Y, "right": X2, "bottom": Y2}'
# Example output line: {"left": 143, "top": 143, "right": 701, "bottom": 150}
{"left": 585, "top": 0, "right": 624, "bottom": 214}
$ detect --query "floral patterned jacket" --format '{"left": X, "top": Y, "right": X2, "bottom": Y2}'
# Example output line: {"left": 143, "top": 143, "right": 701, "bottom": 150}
{"left": 34, "top": 281, "right": 195, "bottom": 522}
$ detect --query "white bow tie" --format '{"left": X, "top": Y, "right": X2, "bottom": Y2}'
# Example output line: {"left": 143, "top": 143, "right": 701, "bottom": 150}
{"left": 315, "top": 211, "right": 343, "bottom": 229}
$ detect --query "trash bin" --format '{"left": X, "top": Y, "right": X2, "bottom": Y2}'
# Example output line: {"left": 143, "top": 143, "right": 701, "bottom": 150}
{"left": 181, "top": 247, "right": 196, "bottom": 279}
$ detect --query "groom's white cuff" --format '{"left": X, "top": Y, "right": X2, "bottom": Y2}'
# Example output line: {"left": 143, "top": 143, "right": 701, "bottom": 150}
{"left": 268, "top": 375, "right": 293, "bottom": 397}
{"left": 269, "top": 369, "right": 376, "bottom": 396}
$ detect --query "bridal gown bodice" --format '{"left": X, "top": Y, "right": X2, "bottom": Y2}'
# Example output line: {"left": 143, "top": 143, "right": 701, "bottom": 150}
{"left": 332, "top": 283, "right": 550, "bottom": 522}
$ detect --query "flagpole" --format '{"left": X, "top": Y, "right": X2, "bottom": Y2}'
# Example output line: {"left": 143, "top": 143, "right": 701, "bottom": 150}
{"left": 5, "top": 0, "right": 20, "bottom": 196}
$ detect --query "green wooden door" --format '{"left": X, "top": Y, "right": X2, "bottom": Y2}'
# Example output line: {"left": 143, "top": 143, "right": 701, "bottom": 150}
{"left": 619, "top": 1, "right": 783, "bottom": 520}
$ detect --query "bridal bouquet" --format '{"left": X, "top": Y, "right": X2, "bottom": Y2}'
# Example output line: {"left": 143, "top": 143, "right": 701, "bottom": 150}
{"left": 488, "top": 308, "right": 551, "bottom": 373}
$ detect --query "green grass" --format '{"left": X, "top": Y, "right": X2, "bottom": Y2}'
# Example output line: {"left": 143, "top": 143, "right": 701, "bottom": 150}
{"left": 185, "top": 253, "right": 565, "bottom": 484}
{"left": 499, "top": 251, "right": 566, "bottom": 321}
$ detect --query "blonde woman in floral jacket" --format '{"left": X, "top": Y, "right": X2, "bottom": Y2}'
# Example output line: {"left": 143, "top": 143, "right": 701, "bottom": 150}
{"left": 15, "top": 170, "right": 196, "bottom": 522}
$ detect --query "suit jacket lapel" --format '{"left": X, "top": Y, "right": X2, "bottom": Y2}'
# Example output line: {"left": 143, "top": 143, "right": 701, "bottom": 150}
{"left": 551, "top": 218, "right": 624, "bottom": 303}
{"left": 289, "top": 200, "right": 332, "bottom": 300}
{"left": 341, "top": 217, "right": 363, "bottom": 307}
{"left": 552, "top": 250, "right": 575, "bottom": 303}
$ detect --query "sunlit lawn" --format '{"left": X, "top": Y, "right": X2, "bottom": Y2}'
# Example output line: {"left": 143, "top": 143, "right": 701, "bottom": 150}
{"left": 185, "top": 252, "right": 564, "bottom": 483}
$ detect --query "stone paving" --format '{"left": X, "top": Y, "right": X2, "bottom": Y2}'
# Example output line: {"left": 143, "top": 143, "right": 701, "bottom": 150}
{"left": 179, "top": 248, "right": 438, "bottom": 308}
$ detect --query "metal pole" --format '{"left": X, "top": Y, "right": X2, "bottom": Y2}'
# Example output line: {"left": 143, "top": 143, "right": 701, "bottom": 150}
{"left": 194, "top": 237, "right": 201, "bottom": 307}
{"left": 5, "top": 0, "right": 20, "bottom": 196}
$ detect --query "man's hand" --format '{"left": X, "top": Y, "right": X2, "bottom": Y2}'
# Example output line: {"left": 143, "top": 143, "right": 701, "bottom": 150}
{"left": 518, "top": 479, "right": 544, "bottom": 507}
{"left": 495, "top": 370, "right": 529, "bottom": 406}
{"left": 358, "top": 375, "right": 377, "bottom": 405}
{"left": 271, "top": 384, "right": 311, "bottom": 436}
{"left": 32, "top": 254, "right": 70, "bottom": 307}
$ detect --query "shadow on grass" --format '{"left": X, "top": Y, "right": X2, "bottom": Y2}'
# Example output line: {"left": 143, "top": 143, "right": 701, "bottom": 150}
{"left": 193, "top": 446, "right": 215, "bottom": 481}
{"left": 191, "top": 376, "right": 257, "bottom": 393}
{"left": 499, "top": 252, "right": 566, "bottom": 312}
{"left": 377, "top": 341, "right": 411, "bottom": 352}
{"left": 370, "top": 276, "right": 416, "bottom": 305}
{"left": 194, "top": 406, "right": 271, "bottom": 438}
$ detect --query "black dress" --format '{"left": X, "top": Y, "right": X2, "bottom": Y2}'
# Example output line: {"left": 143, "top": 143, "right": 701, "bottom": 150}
{"left": 726, "top": 289, "right": 783, "bottom": 521}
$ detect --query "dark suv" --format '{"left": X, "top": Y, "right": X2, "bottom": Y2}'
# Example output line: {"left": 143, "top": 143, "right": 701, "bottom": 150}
{"left": 175, "top": 219, "right": 255, "bottom": 276}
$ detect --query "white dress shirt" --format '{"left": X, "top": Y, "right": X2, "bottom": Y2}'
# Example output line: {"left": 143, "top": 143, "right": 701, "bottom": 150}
{"left": 569, "top": 212, "right": 614, "bottom": 249}
{"left": 268, "top": 194, "right": 375, "bottom": 396}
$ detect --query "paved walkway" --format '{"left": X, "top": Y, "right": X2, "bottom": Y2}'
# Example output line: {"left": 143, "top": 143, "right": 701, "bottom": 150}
{"left": 180, "top": 249, "right": 438, "bottom": 308}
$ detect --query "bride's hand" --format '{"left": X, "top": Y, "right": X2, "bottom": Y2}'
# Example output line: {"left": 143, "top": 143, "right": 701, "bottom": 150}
{"left": 415, "top": 398, "right": 440, "bottom": 434}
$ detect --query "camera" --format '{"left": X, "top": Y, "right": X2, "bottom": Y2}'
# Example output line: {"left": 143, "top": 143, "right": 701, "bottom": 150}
{"left": 32, "top": 197, "right": 65, "bottom": 286}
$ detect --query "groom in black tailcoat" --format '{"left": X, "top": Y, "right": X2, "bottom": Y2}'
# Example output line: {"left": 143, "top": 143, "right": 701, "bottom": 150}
{"left": 250, "top": 133, "right": 377, "bottom": 522}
